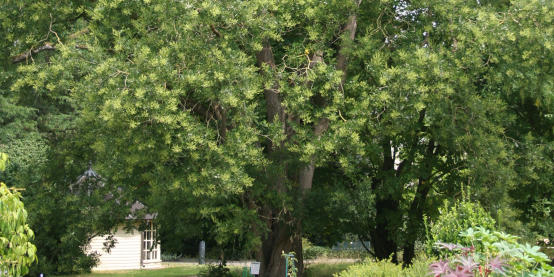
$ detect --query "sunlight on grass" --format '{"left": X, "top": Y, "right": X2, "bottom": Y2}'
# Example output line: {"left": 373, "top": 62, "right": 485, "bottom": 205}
{"left": 62, "top": 265, "right": 205, "bottom": 277}
{"left": 305, "top": 262, "right": 356, "bottom": 277}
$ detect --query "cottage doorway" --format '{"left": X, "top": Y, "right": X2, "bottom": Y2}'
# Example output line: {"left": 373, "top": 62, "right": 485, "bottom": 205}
{"left": 141, "top": 221, "right": 159, "bottom": 263}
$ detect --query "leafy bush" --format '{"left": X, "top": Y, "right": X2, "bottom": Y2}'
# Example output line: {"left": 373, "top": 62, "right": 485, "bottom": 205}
{"left": 326, "top": 249, "right": 369, "bottom": 259}
{"left": 0, "top": 182, "right": 37, "bottom": 277}
{"left": 304, "top": 263, "right": 354, "bottom": 277}
{"left": 426, "top": 200, "right": 496, "bottom": 254}
{"left": 199, "top": 263, "right": 233, "bottom": 277}
{"left": 303, "top": 238, "right": 369, "bottom": 260}
{"left": 304, "top": 245, "right": 330, "bottom": 259}
{"left": 335, "top": 255, "right": 430, "bottom": 277}
{"left": 283, "top": 252, "right": 298, "bottom": 277}
{"left": 429, "top": 227, "right": 553, "bottom": 276}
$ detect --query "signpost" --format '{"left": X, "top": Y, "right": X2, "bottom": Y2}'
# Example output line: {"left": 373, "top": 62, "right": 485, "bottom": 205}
{"left": 250, "top": 262, "right": 260, "bottom": 276}
{"left": 283, "top": 253, "right": 295, "bottom": 277}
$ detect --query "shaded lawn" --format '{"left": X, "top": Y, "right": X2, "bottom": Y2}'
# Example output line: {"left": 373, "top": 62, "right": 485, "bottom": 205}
{"left": 61, "top": 266, "right": 204, "bottom": 277}
{"left": 60, "top": 261, "right": 356, "bottom": 277}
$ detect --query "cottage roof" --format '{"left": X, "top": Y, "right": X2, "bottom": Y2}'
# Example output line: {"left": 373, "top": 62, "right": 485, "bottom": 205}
{"left": 74, "top": 162, "right": 156, "bottom": 220}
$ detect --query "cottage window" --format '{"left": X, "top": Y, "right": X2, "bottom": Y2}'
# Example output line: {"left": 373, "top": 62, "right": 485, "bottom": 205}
{"left": 142, "top": 221, "right": 158, "bottom": 261}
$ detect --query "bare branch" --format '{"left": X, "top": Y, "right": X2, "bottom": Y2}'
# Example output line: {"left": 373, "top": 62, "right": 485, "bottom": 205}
{"left": 210, "top": 24, "right": 222, "bottom": 38}
{"left": 11, "top": 43, "right": 56, "bottom": 63}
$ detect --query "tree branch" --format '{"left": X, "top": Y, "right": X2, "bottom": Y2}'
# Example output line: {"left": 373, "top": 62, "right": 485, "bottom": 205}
{"left": 11, "top": 43, "right": 56, "bottom": 63}
{"left": 210, "top": 24, "right": 222, "bottom": 38}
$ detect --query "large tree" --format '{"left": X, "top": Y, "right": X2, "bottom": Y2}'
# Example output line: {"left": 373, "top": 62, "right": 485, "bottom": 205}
{"left": 2, "top": 0, "right": 552, "bottom": 276}
{"left": 5, "top": 1, "right": 365, "bottom": 275}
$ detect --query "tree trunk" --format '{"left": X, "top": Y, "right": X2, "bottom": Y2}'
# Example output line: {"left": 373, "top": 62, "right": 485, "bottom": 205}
{"left": 403, "top": 141, "right": 435, "bottom": 265}
{"left": 402, "top": 178, "right": 431, "bottom": 266}
{"left": 260, "top": 218, "right": 303, "bottom": 277}
{"left": 370, "top": 198, "right": 400, "bottom": 263}
{"left": 370, "top": 139, "right": 399, "bottom": 262}
{"left": 255, "top": 4, "right": 359, "bottom": 274}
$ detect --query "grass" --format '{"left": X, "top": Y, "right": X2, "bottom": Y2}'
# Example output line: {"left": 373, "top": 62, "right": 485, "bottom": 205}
{"left": 60, "top": 261, "right": 355, "bottom": 277}
{"left": 61, "top": 265, "right": 204, "bottom": 277}
{"left": 305, "top": 262, "right": 356, "bottom": 277}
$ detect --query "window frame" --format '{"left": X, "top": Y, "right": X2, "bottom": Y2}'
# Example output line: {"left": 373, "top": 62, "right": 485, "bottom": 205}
{"left": 141, "top": 220, "right": 159, "bottom": 262}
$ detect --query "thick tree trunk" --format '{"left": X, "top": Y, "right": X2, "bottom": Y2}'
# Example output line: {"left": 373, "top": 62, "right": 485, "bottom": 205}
{"left": 402, "top": 178, "right": 431, "bottom": 266}
{"left": 371, "top": 198, "right": 400, "bottom": 262}
{"left": 370, "top": 139, "right": 400, "bottom": 262}
{"left": 403, "top": 141, "right": 435, "bottom": 265}
{"left": 256, "top": 4, "right": 359, "bottom": 274}
{"left": 260, "top": 218, "right": 303, "bottom": 277}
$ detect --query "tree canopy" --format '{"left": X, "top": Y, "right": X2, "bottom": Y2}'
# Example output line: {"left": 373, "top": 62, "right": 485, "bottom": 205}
{"left": 0, "top": 0, "right": 552, "bottom": 276}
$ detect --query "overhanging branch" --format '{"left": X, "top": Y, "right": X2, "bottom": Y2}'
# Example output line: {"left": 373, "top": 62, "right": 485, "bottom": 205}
{"left": 11, "top": 43, "right": 89, "bottom": 64}
{"left": 11, "top": 43, "right": 56, "bottom": 63}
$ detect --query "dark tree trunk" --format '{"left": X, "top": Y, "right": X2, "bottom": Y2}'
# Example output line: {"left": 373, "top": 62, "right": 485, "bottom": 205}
{"left": 402, "top": 178, "right": 431, "bottom": 266}
{"left": 259, "top": 219, "right": 303, "bottom": 277}
{"left": 370, "top": 198, "right": 400, "bottom": 263}
{"left": 403, "top": 140, "right": 436, "bottom": 265}
{"left": 369, "top": 139, "right": 400, "bottom": 262}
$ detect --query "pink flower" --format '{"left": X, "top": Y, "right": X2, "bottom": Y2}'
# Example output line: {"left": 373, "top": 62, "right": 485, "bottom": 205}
{"left": 487, "top": 256, "right": 508, "bottom": 275}
{"left": 436, "top": 242, "right": 462, "bottom": 251}
{"left": 429, "top": 260, "right": 450, "bottom": 276}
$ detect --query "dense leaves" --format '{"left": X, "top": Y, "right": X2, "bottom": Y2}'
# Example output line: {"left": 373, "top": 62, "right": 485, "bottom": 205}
{"left": 0, "top": 0, "right": 552, "bottom": 275}
{"left": 0, "top": 155, "right": 37, "bottom": 276}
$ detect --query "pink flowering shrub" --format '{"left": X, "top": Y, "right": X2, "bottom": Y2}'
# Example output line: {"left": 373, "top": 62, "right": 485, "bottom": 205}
{"left": 429, "top": 244, "right": 506, "bottom": 277}
{"left": 429, "top": 227, "right": 553, "bottom": 277}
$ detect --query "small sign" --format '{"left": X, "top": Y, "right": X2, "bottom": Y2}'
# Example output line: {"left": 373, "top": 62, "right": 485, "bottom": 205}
{"left": 250, "top": 262, "right": 260, "bottom": 275}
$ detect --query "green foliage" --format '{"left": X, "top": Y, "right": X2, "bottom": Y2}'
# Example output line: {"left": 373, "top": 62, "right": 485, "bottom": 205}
{"left": 304, "top": 263, "right": 354, "bottom": 277}
{"left": 303, "top": 239, "right": 329, "bottom": 259}
{"left": 282, "top": 252, "right": 298, "bottom": 277}
{"left": 199, "top": 263, "right": 233, "bottom": 277}
{"left": 0, "top": 182, "right": 37, "bottom": 276}
{"left": 0, "top": 152, "right": 7, "bottom": 171}
{"left": 431, "top": 227, "right": 553, "bottom": 276}
{"left": 161, "top": 253, "right": 183, "bottom": 262}
{"left": 0, "top": 0, "right": 552, "bottom": 274}
{"left": 425, "top": 199, "right": 496, "bottom": 254}
{"left": 302, "top": 238, "right": 368, "bottom": 260}
{"left": 24, "top": 176, "right": 128, "bottom": 275}
{"left": 335, "top": 255, "right": 431, "bottom": 277}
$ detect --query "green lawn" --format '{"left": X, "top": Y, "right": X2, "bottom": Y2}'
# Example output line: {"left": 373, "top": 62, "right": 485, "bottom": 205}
{"left": 62, "top": 265, "right": 204, "bottom": 277}
{"left": 60, "top": 262, "right": 354, "bottom": 277}
{"left": 305, "top": 262, "right": 355, "bottom": 277}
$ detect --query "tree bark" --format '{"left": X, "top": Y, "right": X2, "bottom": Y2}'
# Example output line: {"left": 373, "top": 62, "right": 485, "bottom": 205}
{"left": 256, "top": 42, "right": 296, "bottom": 277}
{"left": 260, "top": 215, "right": 303, "bottom": 277}
{"left": 370, "top": 139, "right": 400, "bottom": 262}
{"left": 402, "top": 178, "right": 431, "bottom": 266}
{"left": 403, "top": 140, "right": 436, "bottom": 265}
{"left": 371, "top": 198, "right": 400, "bottom": 262}
{"left": 256, "top": 4, "right": 359, "bottom": 273}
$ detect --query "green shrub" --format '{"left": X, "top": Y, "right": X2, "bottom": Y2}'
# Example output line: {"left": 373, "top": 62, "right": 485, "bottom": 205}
{"left": 326, "top": 249, "right": 369, "bottom": 259}
{"left": 429, "top": 227, "right": 553, "bottom": 276}
{"left": 304, "top": 245, "right": 330, "bottom": 259}
{"left": 335, "top": 255, "right": 430, "bottom": 277}
{"left": 0, "top": 182, "right": 37, "bottom": 277}
{"left": 303, "top": 238, "right": 369, "bottom": 260}
{"left": 425, "top": 199, "right": 496, "bottom": 254}
{"left": 199, "top": 263, "right": 233, "bottom": 277}
{"left": 305, "top": 263, "right": 354, "bottom": 277}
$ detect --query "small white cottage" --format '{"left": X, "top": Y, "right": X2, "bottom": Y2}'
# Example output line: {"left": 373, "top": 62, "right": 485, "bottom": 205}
{"left": 87, "top": 203, "right": 162, "bottom": 271}
{"left": 75, "top": 164, "right": 162, "bottom": 271}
